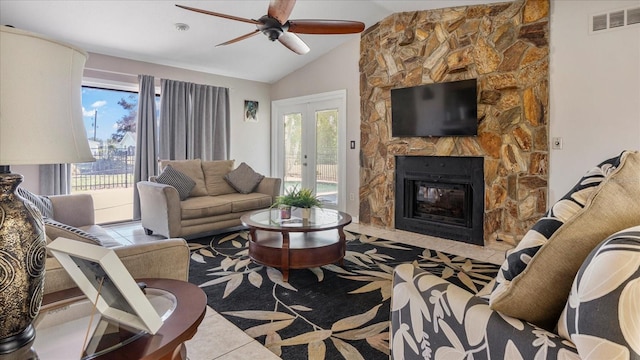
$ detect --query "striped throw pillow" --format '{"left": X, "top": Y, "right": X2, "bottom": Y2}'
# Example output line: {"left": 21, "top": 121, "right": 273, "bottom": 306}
{"left": 44, "top": 218, "right": 102, "bottom": 245}
{"left": 17, "top": 187, "right": 53, "bottom": 218}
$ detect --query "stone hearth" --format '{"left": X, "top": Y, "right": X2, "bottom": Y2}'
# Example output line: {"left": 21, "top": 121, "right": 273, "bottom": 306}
{"left": 359, "top": 0, "right": 550, "bottom": 245}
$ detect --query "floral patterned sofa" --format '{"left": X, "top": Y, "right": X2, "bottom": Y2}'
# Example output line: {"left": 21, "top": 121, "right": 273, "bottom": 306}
{"left": 391, "top": 150, "right": 640, "bottom": 360}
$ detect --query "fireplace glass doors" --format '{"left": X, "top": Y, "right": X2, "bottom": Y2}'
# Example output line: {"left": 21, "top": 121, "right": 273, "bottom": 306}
{"left": 413, "top": 182, "right": 470, "bottom": 227}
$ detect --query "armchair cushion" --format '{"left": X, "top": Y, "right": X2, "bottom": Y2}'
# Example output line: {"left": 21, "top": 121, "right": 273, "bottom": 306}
{"left": 490, "top": 150, "right": 640, "bottom": 329}
{"left": 156, "top": 164, "right": 196, "bottom": 201}
{"left": 557, "top": 226, "right": 640, "bottom": 359}
{"left": 391, "top": 264, "right": 579, "bottom": 360}
{"left": 490, "top": 152, "right": 621, "bottom": 316}
{"left": 224, "top": 162, "right": 264, "bottom": 194}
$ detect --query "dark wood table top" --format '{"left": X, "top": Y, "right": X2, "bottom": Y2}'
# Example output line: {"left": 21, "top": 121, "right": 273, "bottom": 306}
{"left": 38, "top": 278, "right": 207, "bottom": 360}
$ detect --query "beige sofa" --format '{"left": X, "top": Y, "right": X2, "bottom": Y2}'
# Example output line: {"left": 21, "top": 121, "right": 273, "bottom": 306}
{"left": 44, "top": 193, "right": 190, "bottom": 295}
{"left": 136, "top": 159, "right": 281, "bottom": 239}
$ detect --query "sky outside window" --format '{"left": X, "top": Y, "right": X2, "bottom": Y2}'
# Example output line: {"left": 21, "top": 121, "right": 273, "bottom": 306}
{"left": 81, "top": 87, "right": 136, "bottom": 142}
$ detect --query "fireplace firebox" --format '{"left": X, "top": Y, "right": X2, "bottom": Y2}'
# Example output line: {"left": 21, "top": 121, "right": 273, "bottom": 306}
{"left": 395, "top": 156, "right": 484, "bottom": 245}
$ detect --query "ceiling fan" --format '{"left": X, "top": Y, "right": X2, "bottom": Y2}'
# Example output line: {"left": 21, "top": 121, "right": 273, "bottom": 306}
{"left": 175, "top": 0, "right": 365, "bottom": 55}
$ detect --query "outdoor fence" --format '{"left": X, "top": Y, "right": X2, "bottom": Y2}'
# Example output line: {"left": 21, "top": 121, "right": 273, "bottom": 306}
{"left": 285, "top": 149, "right": 337, "bottom": 183}
{"left": 72, "top": 147, "right": 338, "bottom": 192}
{"left": 72, "top": 148, "right": 135, "bottom": 191}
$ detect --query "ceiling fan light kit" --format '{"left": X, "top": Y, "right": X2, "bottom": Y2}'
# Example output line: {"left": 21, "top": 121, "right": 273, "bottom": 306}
{"left": 175, "top": 0, "right": 365, "bottom": 55}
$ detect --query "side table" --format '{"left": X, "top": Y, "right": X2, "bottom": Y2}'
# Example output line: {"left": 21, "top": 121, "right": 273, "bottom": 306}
{"left": 32, "top": 278, "right": 206, "bottom": 360}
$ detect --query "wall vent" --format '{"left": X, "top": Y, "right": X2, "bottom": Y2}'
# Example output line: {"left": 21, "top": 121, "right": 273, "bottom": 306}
{"left": 628, "top": 7, "right": 640, "bottom": 25}
{"left": 590, "top": 6, "right": 640, "bottom": 34}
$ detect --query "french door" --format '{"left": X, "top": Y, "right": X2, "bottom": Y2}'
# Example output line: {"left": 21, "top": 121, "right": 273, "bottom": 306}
{"left": 272, "top": 90, "right": 346, "bottom": 211}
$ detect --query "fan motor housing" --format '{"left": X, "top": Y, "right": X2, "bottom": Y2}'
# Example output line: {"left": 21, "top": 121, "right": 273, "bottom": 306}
{"left": 258, "top": 15, "right": 285, "bottom": 41}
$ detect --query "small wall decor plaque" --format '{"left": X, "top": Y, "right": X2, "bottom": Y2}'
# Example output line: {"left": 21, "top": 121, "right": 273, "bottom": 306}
{"left": 244, "top": 100, "right": 258, "bottom": 122}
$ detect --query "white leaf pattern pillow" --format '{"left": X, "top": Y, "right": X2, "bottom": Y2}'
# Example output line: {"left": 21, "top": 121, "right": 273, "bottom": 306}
{"left": 557, "top": 226, "right": 640, "bottom": 360}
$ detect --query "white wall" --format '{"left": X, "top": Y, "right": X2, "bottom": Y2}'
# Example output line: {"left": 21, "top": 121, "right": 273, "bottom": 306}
{"left": 270, "top": 38, "right": 362, "bottom": 219}
{"left": 19, "top": 52, "right": 273, "bottom": 193}
{"left": 549, "top": 0, "right": 640, "bottom": 202}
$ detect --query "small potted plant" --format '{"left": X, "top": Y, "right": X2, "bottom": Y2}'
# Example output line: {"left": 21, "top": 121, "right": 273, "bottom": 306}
{"left": 273, "top": 185, "right": 322, "bottom": 220}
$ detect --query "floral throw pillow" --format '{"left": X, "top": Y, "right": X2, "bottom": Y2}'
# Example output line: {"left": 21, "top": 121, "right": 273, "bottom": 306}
{"left": 557, "top": 226, "right": 640, "bottom": 360}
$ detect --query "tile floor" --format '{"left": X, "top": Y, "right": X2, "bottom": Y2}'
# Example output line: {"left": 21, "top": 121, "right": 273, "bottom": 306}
{"left": 103, "top": 221, "right": 514, "bottom": 360}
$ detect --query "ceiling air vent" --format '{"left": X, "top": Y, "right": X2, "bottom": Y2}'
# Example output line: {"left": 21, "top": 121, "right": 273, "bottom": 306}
{"left": 590, "top": 5, "right": 640, "bottom": 34}
{"left": 609, "top": 10, "right": 625, "bottom": 28}
{"left": 628, "top": 7, "right": 640, "bottom": 25}
{"left": 592, "top": 14, "right": 607, "bottom": 31}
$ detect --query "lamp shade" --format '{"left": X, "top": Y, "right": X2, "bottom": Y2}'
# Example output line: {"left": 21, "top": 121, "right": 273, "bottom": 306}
{"left": 0, "top": 26, "right": 94, "bottom": 165}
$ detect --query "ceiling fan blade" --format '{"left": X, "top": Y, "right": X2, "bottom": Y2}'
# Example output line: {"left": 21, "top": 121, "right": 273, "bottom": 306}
{"left": 278, "top": 32, "right": 310, "bottom": 55}
{"left": 216, "top": 30, "right": 261, "bottom": 47}
{"left": 267, "top": 0, "right": 296, "bottom": 24}
{"left": 175, "top": 4, "right": 259, "bottom": 25}
{"left": 287, "top": 20, "right": 365, "bottom": 34}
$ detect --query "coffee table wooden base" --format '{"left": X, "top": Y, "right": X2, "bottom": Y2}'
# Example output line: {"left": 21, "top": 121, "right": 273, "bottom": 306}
{"left": 248, "top": 229, "right": 345, "bottom": 281}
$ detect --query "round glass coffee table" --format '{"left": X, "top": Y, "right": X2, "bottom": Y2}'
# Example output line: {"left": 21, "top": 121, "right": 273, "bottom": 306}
{"left": 241, "top": 208, "right": 352, "bottom": 282}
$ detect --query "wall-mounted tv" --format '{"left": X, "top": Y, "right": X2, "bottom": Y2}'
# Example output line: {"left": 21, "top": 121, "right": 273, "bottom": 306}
{"left": 391, "top": 79, "right": 478, "bottom": 137}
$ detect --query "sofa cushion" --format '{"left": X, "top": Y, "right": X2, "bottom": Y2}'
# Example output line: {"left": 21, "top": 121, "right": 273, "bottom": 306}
{"left": 180, "top": 196, "right": 233, "bottom": 220}
{"left": 160, "top": 159, "right": 207, "bottom": 197}
{"left": 202, "top": 159, "right": 236, "bottom": 196}
{"left": 156, "top": 165, "right": 196, "bottom": 200}
{"left": 489, "top": 150, "right": 640, "bottom": 329}
{"left": 557, "top": 226, "right": 640, "bottom": 359}
{"left": 224, "top": 162, "right": 265, "bottom": 194}
{"left": 217, "top": 193, "right": 273, "bottom": 213}
{"left": 44, "top": 218, "right": 102, "bottom": 247}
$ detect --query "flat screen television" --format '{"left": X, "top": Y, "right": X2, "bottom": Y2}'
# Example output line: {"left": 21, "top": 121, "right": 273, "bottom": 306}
{"left": 391, "top": 79, "right": 478, "bottom": 137}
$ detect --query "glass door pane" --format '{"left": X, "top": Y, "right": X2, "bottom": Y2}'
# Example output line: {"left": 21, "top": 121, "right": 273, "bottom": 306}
{"left": 315, "top": 109, "right": 338, "bottom": 207}
{"left": 283, "top": 112, "right": 302, "bottom": 194}
{"left": 273, "top": 91, "right": 346, "bottom": 212}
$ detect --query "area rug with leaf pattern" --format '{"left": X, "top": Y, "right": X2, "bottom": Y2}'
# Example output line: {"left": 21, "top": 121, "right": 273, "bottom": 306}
{"left": 187, "top": 230, "right": 499, "bottom": 360}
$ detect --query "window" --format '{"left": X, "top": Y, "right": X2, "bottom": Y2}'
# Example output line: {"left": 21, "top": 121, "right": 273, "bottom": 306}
{"left": 75, "top": 86, "right": 159, "bottom": 224}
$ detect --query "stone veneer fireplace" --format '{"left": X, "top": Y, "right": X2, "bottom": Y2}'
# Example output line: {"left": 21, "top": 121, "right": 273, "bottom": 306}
{"left": 359, "top": 0, "right": 550, "bottom": 246}
{"left": 395, "top": 156, "right": 484, "bottom": 245}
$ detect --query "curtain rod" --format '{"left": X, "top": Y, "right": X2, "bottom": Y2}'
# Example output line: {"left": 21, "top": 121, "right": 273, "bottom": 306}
{"left": 83, "top": 67, "right": 232, "bottom": 91}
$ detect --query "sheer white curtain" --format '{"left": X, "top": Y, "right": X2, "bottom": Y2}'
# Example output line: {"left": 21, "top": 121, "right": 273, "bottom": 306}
{"left": 159, "top": 79, "right": 229, "bottom": 161}
{"left": 133, "top": 74, "right": 157, "bottom": 220}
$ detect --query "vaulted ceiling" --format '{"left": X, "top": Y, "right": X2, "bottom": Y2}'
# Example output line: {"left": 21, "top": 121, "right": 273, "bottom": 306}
{"left": 0, "top": 1, "right": 509, "bottom": 83}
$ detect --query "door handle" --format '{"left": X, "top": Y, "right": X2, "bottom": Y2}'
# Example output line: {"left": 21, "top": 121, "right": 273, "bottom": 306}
{"left": 303, "top": 162, "right": 308, "bottom": 166}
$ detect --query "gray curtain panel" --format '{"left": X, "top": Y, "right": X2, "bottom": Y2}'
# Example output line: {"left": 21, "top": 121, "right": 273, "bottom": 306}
{"left": 159, "top": 79, "right": 229, "bottom": 161}
{"left": 39, "top": 164, "right": 71, "bottom": 195}
{"left": 133, "top": 74, "right": 158, "bottom": 220}
{"left": 159, "top": 79, "right": 191, "bottom": 160}
{"left": 191, "top": 83, "right": 230, "bottom": 160}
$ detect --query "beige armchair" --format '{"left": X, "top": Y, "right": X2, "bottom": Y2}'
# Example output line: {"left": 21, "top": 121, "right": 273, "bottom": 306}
{"left": 43, "top": 193, "right": 190, "bottom": 295}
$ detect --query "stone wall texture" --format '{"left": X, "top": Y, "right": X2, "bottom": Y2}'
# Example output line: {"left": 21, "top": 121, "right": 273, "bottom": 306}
{"left": 359, "top": 0, "right": 550, "bottom": 245}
